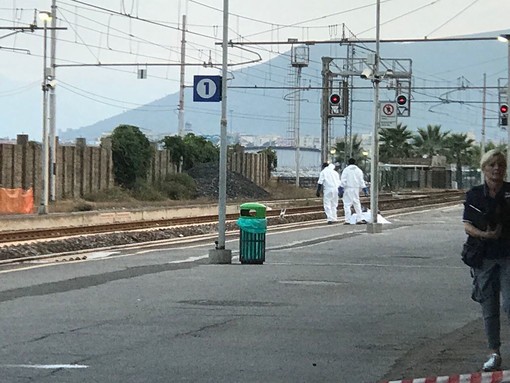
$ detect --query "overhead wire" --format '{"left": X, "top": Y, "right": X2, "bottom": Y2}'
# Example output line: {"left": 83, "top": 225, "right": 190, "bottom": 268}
{"left": 425, "top": 0, "right": 480, "bottom": 38}
{"left": 0, "top": 1, "right": 505, "bottom": 141}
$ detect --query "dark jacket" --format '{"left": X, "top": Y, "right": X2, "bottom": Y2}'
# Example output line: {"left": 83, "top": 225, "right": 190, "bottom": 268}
{"left": 463, "top": 182, "right": 510, "bottom": 258}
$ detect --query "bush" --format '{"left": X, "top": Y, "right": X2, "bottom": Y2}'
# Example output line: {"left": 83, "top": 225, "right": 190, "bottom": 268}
{"left": 130, "top": 179, "right": 166, "bottom": 201}
{"left": 83, "top": 187, "right": 133, "bottom": 202}
{"left": 110, "top": 125, "right": 153, "bottom": 189}
{"left": 158, "top": 173, "right": 197, "bottom": 200}
{"left": 73, "top": 201, "right": 94, "bottom": 211}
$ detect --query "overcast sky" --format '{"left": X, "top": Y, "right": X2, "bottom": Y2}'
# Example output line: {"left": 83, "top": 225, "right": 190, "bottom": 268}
{"left": 0, "top": 0, "right": 509, "bottom": 141}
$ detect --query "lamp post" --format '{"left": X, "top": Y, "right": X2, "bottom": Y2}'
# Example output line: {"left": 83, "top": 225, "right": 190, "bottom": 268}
{"left": 38, "top": 11, "right": 52, "bottom": 215}
{"left": 498, "top": 34, "right": 510, "bottom": 180}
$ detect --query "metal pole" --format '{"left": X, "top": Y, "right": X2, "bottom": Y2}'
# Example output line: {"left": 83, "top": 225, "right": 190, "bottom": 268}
{"left": 507, "top": 41, "right": 510, "bottom": 180}
{"left": 295, "top": 66, "right": 301, "bottom": 187}
{"left": 368, "top": 0, "right": 382, "bottom": 233}
{"left": 321, "top": 57, "right": 332, "bottom": 164}
{"left": 178, "top": 14, "right": 186, "bottom": 137}
{"left": 208, "top": 0, "right": 232, "bottom": 263}
{"left": 49, "top": 0, "right": 57, "bottom": 201}
{"left": 38, "top": 19, "right": 49, "bottom": 215}
{"left": 218, "top": 0, "right": 228, "bottom": 248}
{"left": 481, "top": 73, "right": 486, "bottom": 184}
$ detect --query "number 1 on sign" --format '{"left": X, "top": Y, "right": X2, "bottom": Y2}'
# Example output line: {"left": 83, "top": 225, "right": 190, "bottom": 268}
{"left": 196, "top": 79, "right": 217, "bottom": 100}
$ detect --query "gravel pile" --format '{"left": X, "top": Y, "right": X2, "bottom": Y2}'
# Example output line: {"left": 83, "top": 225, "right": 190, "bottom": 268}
{"left": 187, "top": 162, "right": 270, "bottom": 200}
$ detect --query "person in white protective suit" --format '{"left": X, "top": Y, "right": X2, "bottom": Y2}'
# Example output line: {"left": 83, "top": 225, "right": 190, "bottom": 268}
{"left": 316, "top": 162, "right": 341, "bottom": 224}
{"left": 340, "top": 158, "right": 369, "bottom": 225}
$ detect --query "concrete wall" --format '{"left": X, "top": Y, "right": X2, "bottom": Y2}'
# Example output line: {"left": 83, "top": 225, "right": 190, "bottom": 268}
{"left": 228, "top": 149, "right": 270, "bottom": 187}
{"left": 0, "top": 136, "right": 270, "bottom": 203}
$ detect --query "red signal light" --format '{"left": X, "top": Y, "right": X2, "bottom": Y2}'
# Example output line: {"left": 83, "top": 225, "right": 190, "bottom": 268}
{"left": 329, "top": 94, "right": 341, "bottom": 105}
{"left": 396, "top": 95, "right": 407, "bottom": 105}
{"left": 500, "top": 104, "right": 509, "bottom": 114}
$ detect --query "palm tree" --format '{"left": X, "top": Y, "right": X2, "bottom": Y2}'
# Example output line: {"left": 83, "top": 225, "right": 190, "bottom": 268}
{"left": 444, "top": 133, "right": 475, "bottom": 189}
{"left": 412, "top": 124, "right": 450, "bottom": 158}
{"left": 379, "top": 123, "right": 414, "bottom": 163}
{"left": 333, "top": 134, "right": 364, "bottom": 165}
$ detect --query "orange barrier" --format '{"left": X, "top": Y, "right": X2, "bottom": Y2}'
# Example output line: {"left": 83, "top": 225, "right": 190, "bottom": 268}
{"left": 0, "top": 188, "right": 34, "bottom": 214}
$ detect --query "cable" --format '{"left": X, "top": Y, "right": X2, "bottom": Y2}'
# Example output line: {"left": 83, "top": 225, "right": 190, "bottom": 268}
{"left": 425, "top": 0, "right": 480, "bottom": 38}
{"left": 356, "top": 0, "right": 441, "bottom": 36}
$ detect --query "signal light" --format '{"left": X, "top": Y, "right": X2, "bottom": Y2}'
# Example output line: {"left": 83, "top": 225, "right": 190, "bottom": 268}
{"left": 329, "top": 93, "right": 341, "bottom": 105}
{"left": 501, "top": 104, "right": 509, "bottom": 126}
{"left": 396, "top": 95, "right": 407, "bottom": 105}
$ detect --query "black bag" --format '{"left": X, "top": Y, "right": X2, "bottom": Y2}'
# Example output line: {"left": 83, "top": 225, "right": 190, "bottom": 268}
{"left": 461, "top": 239, "right": 485, "bottom": 268}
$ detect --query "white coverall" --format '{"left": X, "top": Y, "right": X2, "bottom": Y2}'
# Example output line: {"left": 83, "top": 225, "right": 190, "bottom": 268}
{"left": 317, "top": 164, "right": 341, "bottom": 222}
{"left": 340, "top": 164, "right": 366, "bottom": 224}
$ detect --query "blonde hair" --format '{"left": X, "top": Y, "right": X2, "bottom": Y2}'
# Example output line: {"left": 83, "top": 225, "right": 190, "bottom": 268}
{"left": 480, "top": 149, "right": 506, "bottom": 170}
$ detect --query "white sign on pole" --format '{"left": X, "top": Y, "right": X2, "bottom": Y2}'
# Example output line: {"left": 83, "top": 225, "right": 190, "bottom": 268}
{"left": 379, "top": 102, "right": 397, "bottom": 129}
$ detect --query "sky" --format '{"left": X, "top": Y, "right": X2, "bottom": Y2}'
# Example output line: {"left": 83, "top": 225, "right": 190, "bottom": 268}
{"left": 0, "top": 0, "right": 510, "bottom": 142}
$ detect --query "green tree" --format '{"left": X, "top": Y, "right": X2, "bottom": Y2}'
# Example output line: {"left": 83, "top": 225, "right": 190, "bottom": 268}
{"left": 413, "top": 124, "right": 450, "bottom": 158}
{"left": 110, "top": 124, "right": 153, "bottom": 189}
{"left": 182, "top": 133, "right": 219, "bottom": 170}
{"left": 444, "top": 133, "right": 475, "bottom": 189}
{"left": 333, "top": 134, "right": 364, "bottom": 165}
{"left": 160, "top": 135, "right": 185, "bottom": 172}
{"left": 161, "top": 133, "right": 220, "bottom": 171}
{"left": 379, "top": 123, "right": 414, "bottom": 163}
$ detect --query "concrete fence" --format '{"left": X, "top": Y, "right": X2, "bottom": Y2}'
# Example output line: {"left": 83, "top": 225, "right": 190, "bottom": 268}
{"left": 0, "top": 135, "right": 270, "bottom": 204}
{"left": 228, "top": 149, "right": 270, "bottom": 187}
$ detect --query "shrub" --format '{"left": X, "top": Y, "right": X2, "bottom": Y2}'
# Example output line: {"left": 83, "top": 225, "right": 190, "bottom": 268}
{"left": 158, "top": 173, "right": 197, "bottom": 200}
{"left": 110, "top": 124, "right": 153, "bottom": 189}
{"left": 73, "top": 201, "right": 94, "bottom": 211}
{"left": 83, "top": 187, "right": 133, "bottom": 202}
{"left": 130, "top": 179, "right": 166, "bottom": 201}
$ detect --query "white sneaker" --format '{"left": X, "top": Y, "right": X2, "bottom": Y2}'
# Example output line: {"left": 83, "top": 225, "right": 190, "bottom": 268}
{"left": 482, "top": 353, "right": 502, "bottom": 372}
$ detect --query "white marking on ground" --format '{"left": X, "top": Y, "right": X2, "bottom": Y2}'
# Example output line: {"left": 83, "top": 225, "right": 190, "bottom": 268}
{"left": 0, "top": 364, "right": 88, "bottom": 369}
{"left": 167, "top": 255, "right": 208, "bottom": 263}
{"left": 279, "top": 280, "right": 344, "bottom": 286}
{"left": 84, "top": 251, "right": 118, "bottom": 259}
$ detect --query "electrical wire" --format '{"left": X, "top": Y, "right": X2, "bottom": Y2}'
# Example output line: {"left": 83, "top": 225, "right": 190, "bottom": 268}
{"left": 425, "top": 0, "right": 480, "bottom": 38}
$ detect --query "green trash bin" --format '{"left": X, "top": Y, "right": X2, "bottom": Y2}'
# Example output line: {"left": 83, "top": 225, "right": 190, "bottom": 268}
{"left": 237, "top": 203, "right": 267, "bottom": 264}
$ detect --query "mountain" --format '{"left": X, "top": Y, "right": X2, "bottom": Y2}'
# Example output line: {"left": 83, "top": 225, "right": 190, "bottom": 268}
{"left": 59, "top": 30, "right": 510, "bottom": 144}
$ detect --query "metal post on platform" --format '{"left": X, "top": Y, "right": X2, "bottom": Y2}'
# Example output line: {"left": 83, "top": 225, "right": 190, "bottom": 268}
{"left": 498, "top": 34, "right": 510, "bottom": 180}
{"left": 367, "top": 0, "right": 383, "bottom": 234}
{"left": 38, "top": 11, "right": 52, "bottom": 215}
{"left": 208, "top": 0, "right": 232, "bottom": 264}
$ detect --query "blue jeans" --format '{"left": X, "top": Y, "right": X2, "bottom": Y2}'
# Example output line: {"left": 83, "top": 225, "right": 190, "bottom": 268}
{"left": 472, "top": 257, "right": 510, "bottom": 350}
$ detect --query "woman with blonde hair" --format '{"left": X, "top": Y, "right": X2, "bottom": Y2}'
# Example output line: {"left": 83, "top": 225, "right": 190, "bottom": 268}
{"left": 463, "top": 149, "right": 510, "bottom": 371}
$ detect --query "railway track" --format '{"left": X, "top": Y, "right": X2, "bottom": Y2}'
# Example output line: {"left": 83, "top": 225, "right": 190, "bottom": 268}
{"left": 0, "top": 190, "right": 464, "bottom": 244}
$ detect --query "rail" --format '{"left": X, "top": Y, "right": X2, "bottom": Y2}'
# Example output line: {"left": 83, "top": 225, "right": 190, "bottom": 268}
{"left": 0, "top": 191, "right": 464, "bottom": 244}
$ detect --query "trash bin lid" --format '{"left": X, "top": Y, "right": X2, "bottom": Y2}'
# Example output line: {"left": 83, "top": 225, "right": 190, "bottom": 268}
{"left": 239, "top": 202, "right": 266, "bottom": 218}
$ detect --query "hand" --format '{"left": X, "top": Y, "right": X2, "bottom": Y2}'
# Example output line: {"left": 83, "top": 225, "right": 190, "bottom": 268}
{"left": 483, "top": 225, "right": 502, "bottom": 240}
{"left": 362, "top": 187, "right": 369, "bottom": 197}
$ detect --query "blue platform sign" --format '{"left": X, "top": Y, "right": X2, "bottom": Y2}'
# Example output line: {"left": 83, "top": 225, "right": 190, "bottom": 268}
{"left": 193, "top": 75, "right": 222, "bottom": 102}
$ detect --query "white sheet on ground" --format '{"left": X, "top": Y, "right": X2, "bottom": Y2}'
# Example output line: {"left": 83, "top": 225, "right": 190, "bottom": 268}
{"left": 348, "top": 209, "right": 391, "bottom": 225}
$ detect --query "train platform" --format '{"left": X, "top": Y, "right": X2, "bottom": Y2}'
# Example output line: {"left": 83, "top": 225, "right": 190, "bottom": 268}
{"left": 1, "top": 202, "right": 510, "bottom": 382}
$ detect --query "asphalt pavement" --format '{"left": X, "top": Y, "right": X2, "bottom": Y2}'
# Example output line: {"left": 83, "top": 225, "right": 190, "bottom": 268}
{"left": 0, "top": 204, "right": 507, "bottom": 382}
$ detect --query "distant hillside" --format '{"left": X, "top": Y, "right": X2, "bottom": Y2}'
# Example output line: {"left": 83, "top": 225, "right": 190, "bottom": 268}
{"left": 59, "top": 31, "right": 510, "bottom": 144}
